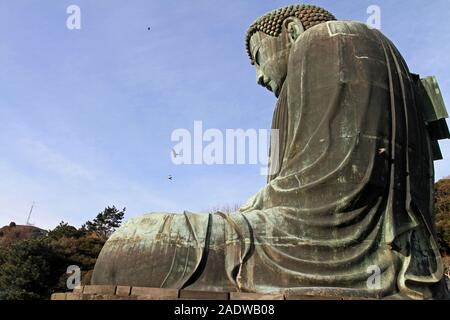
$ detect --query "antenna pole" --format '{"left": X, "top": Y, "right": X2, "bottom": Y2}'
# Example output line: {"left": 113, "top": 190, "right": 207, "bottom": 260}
{"left": 26, "top": 202, "right": 34, "bottom": 225}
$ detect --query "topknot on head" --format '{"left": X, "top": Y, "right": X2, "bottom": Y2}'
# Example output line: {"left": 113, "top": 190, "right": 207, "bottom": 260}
{"left": 245, "top": 4, "right": 336, "bottom": 64}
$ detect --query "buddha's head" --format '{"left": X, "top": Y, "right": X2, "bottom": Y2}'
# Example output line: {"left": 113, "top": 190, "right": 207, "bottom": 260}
{"left": 246, "top": 4, "right": 336, "bottom": 97}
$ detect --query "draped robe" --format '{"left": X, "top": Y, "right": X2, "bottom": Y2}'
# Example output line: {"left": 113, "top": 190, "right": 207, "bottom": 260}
{"left": 92, "top": 21, "right": 448, "bottom": 299}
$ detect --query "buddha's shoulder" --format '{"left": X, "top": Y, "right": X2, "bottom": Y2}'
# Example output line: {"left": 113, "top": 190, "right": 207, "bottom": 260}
{"left": 292, "top": 20, "right": 383, "bottom": 52}
{"left": 300, "top": 20, "right": 377, "bottom": 40}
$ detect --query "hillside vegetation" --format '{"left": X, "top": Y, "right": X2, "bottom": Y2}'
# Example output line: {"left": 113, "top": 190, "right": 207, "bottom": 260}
{"left": 436, "top": 179, "right": 450, "bottom": 255}
{"left": 0, "top": 223, "right": 47, "bottom": 248}
{"left": 0, "top": 206, "right": 124, "bottom": 300}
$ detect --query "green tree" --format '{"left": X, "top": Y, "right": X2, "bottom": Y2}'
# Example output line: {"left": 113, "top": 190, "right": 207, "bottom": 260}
{"left": 50, "top": 233, "right": 106, "bottom": 292}
{"left": 0, "top": 239, "right": 66, "bottom": 300}
{"left": 82, "top": 206, "right": 125, "bottom": 239}
{"left": 47, "top": 221, "right": 84, "bottom": 240}
{"left": 0, "top": 206, "right": 126, "bottom": 299}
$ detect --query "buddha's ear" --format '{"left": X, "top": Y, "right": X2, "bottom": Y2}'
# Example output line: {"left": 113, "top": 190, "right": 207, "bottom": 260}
{"left": 283, "top": 17, "right": 305, "bottom": 43}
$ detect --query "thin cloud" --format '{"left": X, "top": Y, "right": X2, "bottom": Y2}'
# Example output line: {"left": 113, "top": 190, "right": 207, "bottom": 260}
{"left": 17, "top": 138, "right": 94, "bottom": 180}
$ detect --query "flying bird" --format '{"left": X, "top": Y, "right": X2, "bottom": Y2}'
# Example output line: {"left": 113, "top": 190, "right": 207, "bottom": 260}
{"left": 168, "top": 175, "right": 173, "bottom": 181}
{"left": 172, "top": 149, "right": 180, "bottom": 158}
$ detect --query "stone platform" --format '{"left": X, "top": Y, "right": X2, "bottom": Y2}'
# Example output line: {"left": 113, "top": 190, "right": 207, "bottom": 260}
{"left": 51, "top": 285, "right": 377, "bottom": 300}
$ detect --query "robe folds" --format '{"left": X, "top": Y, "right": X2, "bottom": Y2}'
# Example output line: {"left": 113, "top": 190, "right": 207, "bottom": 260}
{"left": 92, "top": 21, "right": 448, "bottom": 299}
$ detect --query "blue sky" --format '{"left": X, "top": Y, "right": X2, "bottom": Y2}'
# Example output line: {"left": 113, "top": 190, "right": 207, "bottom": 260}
{"left": 0, "top": 0, "right": 449, "bottom": 229}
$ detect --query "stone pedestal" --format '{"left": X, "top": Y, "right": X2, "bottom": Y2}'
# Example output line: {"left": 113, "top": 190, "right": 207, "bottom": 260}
{"left": 51, "top": 285, "right": 374, "bottom": 300}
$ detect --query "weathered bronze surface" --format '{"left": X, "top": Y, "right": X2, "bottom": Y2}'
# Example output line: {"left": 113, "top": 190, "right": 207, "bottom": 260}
{"left": 92, "top": 4, "right": 450, "bottom": 299}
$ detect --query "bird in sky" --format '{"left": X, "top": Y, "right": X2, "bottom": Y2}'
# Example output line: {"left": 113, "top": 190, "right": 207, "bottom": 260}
{"left": 172, "top": 149, "right": 180, "bottom": 158}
